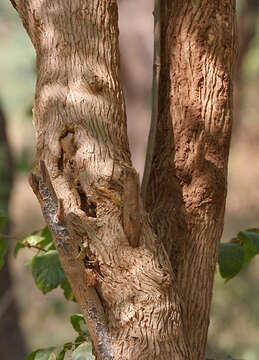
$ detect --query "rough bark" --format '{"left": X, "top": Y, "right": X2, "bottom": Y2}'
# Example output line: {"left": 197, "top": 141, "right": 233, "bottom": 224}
{"left": 144, "top": 1, "right": 237, "bottom": 359}
{"left": 10, "top": 0, "right": 237, "bottom": 359}
{"left": 10, "top": 0, "right": 190, "bottom": 359}
{"left": 0, "top": 103, "right": 28, "bottom": 360}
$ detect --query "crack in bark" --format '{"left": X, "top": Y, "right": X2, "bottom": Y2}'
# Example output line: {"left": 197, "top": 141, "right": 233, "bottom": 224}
{"left": 78, "top": 186, "right": 97, "bottom": 218}
{"left": 7, "top": 0, "right": 237, "bottom": 358}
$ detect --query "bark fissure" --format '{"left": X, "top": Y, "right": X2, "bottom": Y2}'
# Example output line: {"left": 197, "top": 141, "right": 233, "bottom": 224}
{"left": 144, "top": 1, "right": 237, "bottom": 358}
{"left": 30, "top": 169, "right": 113, "bottom": 360}
{"left": 10, "top": 0, "right": 192, "bottom": 358}
{"left": 10, "top": 0, "right": 237, "bottom": 359}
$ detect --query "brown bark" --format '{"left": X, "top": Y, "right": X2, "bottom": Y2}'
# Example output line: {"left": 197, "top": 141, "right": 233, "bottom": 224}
{"left": 10, "top": 0, "right": 236, "bottom": 359}
{"left": 0, "top": 103, "right": 28, "bottom": 360}
{"left": 10, "top": 0, "right": 190, "bottom": 359}
{"left": 144, "top": 1, "right": 237, "bottom": 359}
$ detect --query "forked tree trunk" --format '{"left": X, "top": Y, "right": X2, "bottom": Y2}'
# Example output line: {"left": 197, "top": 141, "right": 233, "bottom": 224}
{"left": 10, "top": 1, "right": 236, "bottom": 359}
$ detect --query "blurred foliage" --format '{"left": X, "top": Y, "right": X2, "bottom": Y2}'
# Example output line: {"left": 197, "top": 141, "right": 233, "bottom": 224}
{"left": 236, "top": 0, "right": 259, "bottom": 79}
{"left": 0, "top": 1, "right": 36, "bottom": 117}
{"left": 14, "top": 226, "right": 75, "bottom": 301}
{"left": 243, "top": 37, "right": 259, "bottom": 78}
{"left": 15, "top": 146, "right": 33, "bottom": 172}
{"left": 25, "top": 314, "right": 93, "bottom": 360}
{"left": 2, "top": 216, "right": 255, "bottom": 359}
{"left": 218, "top": 229, "right": 259, "bottom": 280}
{"left": 0, "top": 215, "right": 8, "bottom": 269}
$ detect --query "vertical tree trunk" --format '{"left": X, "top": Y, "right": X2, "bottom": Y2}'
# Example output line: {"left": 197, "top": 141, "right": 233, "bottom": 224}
{"left": 10, "top": 0, "right": 237, "bottom": 359}
{"left": 11, "top": 0, "right": 191, "bottom": 359}
{"left": 0, "top": 103, "right": 28, "bottom": 360}
{"left": 144, "top": 1, "right": 237, "bottom": 359}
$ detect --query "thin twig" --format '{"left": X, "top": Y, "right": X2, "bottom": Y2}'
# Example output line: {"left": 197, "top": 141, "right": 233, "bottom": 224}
{"left": 0, "top": 233, "right": 48, "bottom": 252}
{"left": 25, "top": 243, "right": 48, "bottom": 252}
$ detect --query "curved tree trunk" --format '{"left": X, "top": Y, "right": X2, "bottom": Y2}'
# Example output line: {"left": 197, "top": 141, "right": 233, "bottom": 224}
{"left": 0, "top": 102, "right": 28, "bottom": 360}
{"left": 10, "top": 0, "right": 236, "bottom": 359}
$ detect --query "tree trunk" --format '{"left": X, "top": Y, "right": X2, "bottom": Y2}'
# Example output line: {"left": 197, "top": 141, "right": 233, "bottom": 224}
{"left": 143, "top": 1, "right": 237, "bottom": 358}
{"left": 10, "top": 0, "right": 236, "bottom": 359}
{"left": 0, "top": 102, "right": 28, "bottom": 360}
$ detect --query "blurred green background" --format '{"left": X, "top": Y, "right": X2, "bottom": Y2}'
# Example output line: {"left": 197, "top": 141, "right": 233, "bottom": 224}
{"left": 0, "top": 1, "right": 259, "bottom": 359}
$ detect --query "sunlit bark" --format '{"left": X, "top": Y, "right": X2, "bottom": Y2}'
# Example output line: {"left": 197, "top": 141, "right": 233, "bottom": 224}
{"left": 10, "top": 0, "right": 237, "bottom": 359}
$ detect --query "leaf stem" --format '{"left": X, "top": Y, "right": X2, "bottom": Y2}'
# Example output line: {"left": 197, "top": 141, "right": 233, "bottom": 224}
{"left": 25, "top": 243, "right": 48, "bottom": 252}
{"left": 0, "top": 233, "right": 48, "bottom": 252}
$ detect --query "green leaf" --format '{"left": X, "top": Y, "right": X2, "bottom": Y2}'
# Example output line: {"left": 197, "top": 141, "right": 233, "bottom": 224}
{"left": 14, "top": 226, "right": 54, "bottom": 258}
{"left": 32, "top": 250, "right": 65, "bottom": 294}
{"left": 74, "top": 336, "right": 86, "bottom": 348}
{"left": 70, "top": 314, "right": 89, "bottom": 337}
{"left": 0, "top": 216, "right": 7, "bottom": 229}
{"left": 41, "top": 226, "right": 52, "bottom": 242}
{"left": 23, "top": 235, "right": 45, "bottom": 246}
{"left": 13, "top": 241, "right": 25, "bottom": 258}
{"left": 0, "top": 238, "right": 8, "bottom": 270}
{"left": 23, "top": 227, "right": 55, "bottom": 251}
{"left": 239, "top": 231, "right": 259, "bottom": 254}
{"left": 63, "top": 342, "right": 73, "bottom": 352}
{"left": 72, "top": 342, "right": 94, "bottom": 360}
{"left": 31, "top": 230, "right": 41, "bottom": 235}
{"left": 14, "top": 235, "right": 45, "bottom": 258}
{"left": 25, "top": 349, "right": 54, "bottom": 360}
{"left": 61, "top": 277, "right": 76, "bottom": 302}
{"left": 24, "top": 350, "right": 38, "bottom": 360}
{"left": 25, "top": 346, "right": 66, "bottom": 360}
{"left": 246, "top": 228, "right": 259, "bottom": 234}
{"left": 218, "top": 243, "right": 245, "bottom": 279}
{"left": 49, "top": 346, "right": 66, "bottom": 360}
{"left": 41, "top": 226, "right": 56, "bottom": 251}
{"left": 40, "top": 226, "right": 55, "bottom": 251}
{"left": 237, "top": 231, "right": 258, "bottom": 263}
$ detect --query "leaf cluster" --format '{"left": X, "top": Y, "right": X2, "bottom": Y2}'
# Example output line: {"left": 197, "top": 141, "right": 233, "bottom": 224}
{"left": 218, "top": 229, "right": 259, "bottom": 280}
{"left": 14, "top": 226, "right": 75, "bottom": 301}
{"left": 0, "top": 215, "right": 255, "bottom": 358}
{"left": 25, "top": 314, "right": 93, "bottom": 360}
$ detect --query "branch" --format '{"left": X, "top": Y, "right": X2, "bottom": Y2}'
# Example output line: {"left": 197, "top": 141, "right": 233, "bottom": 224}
{"left": 142, "top": 1, "right": 237, "bottom": 357}
{"left": 0, "top": 234, "right": 48, "bottom": 252}
{"left": 141, "top": 0, "right": 161, "bottom": 202}
{"left": 29, "top": 168, "right": 114, "bottom": 360}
